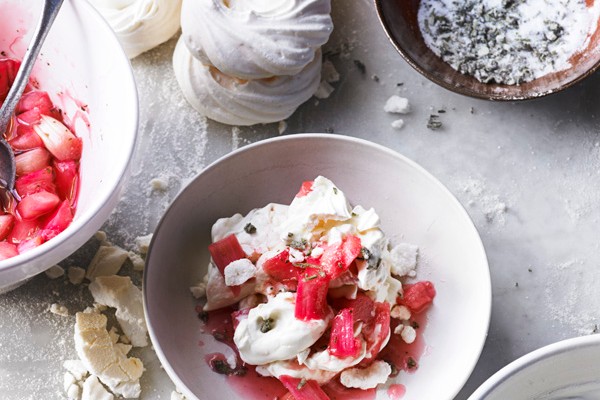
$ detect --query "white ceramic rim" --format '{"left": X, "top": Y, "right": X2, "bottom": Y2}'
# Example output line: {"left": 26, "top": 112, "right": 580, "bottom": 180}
{"left": 0, "top": 0, "right": 138, "bottom": 276}
{"left": 143, "top": 133, "right": 491, "bottom": 400}
{"left": 468, "top": 334, "right": 600, "bottom": 400}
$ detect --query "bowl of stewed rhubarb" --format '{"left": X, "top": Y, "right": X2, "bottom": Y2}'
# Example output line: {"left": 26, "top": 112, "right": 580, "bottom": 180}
{"left": 0, "top": 0, "right": 137, "bottom": 292}
{"left": 144, "top": 134, "right": 491, "bottom": 400}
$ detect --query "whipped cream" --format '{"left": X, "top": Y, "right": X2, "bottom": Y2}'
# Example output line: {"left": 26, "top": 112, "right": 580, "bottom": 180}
{"left": 180, "top": 0, "right": 333, "bottom": 79}
{"left": 234, "top": 292, "right": 330, "bottom": 365}
{"left": 89, "top": 0, "right": 182, "bottom": 59}
{"left": 173, "top": 37, "right": 322, "bottom": 126}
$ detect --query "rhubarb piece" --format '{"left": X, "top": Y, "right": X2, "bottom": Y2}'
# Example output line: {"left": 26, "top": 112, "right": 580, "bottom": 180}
{"left": 262, "top": 248, "right": 298, "bottom": 280}
{"left": 399, "top": 281, "right": 436, "bottom": 314}
{"left": 33, "top": 115, "right": 82, "bottom": 161}
{"left": 295, "top": 270, "right": 330, "bottom": 321}
{"left": 295, "top": 180, "right": 314, "bottom": 198}
{"left": 17, "top": 190, "right": 60, "bottom": 220}
{"left": 0, "top": 214, "right": 14, "bottom": 241}
{"left": 362, "top": 302, "right": 391, "bottom": 364}
{"left": 329, "top": 292, "right": 375, "bottom": 326}
{"left": 16, "top": 90, "right": 53, "bottom": 115}
{"left": 329, "top": 308, "right": 361, "bottom": 358}
{"left": 15, "top": 148, "right": 51, "bottom": 176}
{"left": 10, "top": 128, "right": 44, "bottom": 151}
{"left": 0, "top": 242, "right": 18, "bottom": 260}
{"left": 15, "top": 167, "right": 55, "bottom": 197}
{"left": 41, "top": 200, "right": 73, "bottom": 240}
{"left": 208, "top": 234, "right": 248, "bottom": 296}
{"left": 0, "top": 58, "right": 19, "bottom": 102}
{"left": 17, "top": 235, "right": 43, "bottom": 253}
{"left": 208, "top": 234, "right": 246, "bottom": 275}
{"left": 53, "top": 160, "right": 79, "bottom": 203}
{"left": 279, "top": 376, "right": 330, "bottom": 400}
{"left": 320, "top": 235, "right": 362, "bottom": 279}
{"left": 7, "top": 218, "right": 39, "bottom": 244}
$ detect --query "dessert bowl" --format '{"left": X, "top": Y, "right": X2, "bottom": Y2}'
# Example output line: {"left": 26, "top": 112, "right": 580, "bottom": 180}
{"left": 144, "top": 134, "right": 491, "bottom": 399}
{"left": 374, "top": 0, "right": 600, "bottom": 101}
{"left": 0, "top": 0, "right": 138, "bottom": 292}
{"left": 468, "top": 334, "right": 600, "bottom": 399}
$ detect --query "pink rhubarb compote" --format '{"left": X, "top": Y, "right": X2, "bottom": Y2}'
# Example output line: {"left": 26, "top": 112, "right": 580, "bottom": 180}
{"left": 0, "top": 58, "right": 81, "bottom": 260}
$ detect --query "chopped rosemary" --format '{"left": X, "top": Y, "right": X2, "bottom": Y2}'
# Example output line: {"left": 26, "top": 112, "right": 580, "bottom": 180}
{"left": 244, "top": 223, "right": 256, "bottom": 234}
{"left": 353, "top": 59, "right": 366, "bottom": 74}
{"left": 297, "top": 378, "right": 307, "bottom": 390}
{"left": 259, "top": 317, "right": 275, "bottom": 333}
{"left": 427, "top": 114, "right": 443, "bottom": 130}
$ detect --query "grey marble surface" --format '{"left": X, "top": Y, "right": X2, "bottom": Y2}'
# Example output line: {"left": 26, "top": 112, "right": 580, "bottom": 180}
{"left": 1, "top": 0, "right": 600, "bottom": 399}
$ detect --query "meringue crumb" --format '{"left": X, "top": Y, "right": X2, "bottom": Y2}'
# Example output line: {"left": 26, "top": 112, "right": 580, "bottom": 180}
{"left": 400, "top": 325, "right": 417, "bottom": 344}
{"left": 45, "top": 265, "right": 65, "bottom": 279}
{"left": 391, "top": 119, "right": 405, "bottom": 130}
{"left": 314, "top": 80, "right": 335, "bottom": 99}
{"left": 135, "top": 234, "right": 153, "bottom": 255}
{"left": 49, "top": 303, "right": 69, "bottom": 316}
{"left": 68, "top": 267, "right": 86, "bottom": 285}
{"left": 278, "top": 120, "right": 287, "bottom": 135}
{"left": 384, "top": 95, "right": 410, "bottom": 114}
{"left": 150, "top": 177, "right": 169, "bottom": 192}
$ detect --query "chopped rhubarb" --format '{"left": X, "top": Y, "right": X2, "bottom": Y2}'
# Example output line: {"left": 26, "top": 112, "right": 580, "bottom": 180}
{"left": 0, "top": 215, "right": 14, "bottom": 241}
{"left": 262, "top": 248, "right": 298, "bottom": 280}
{"left": 208, "top": 234, "right": 247, "bottom": 296}
{"left": 40, "top": 200, "right": 73, "bottom": 240}
{"left": 7, "top": 218, "right": 39, "bottom": 244}
{"left": 53, "top": 160, "right": 79, "bottom": 203}
{"left": 16, "top": 91, "right": 53, "bottom": 115}
{"left": 295, "top": 180, "right": 314, "bottom": 198}
{"left": 208, "top": 234, "right": 247, "bottom": 274}
{"left": 399, "top": 281, "right": 436, "bottom": 314}
{"left": 0, "top": 242, "right": 18, "bottom": 260}
{"left": 33, "top": 115, "right": 82, "bottom": 161}
{"left": 15, "top": 148, "right": 52, "bottom": 176}
{"left": 17, "top": 235, "right": 43, "bottom": 253}
{"left": 279, "top": 376, "right": 330, "bottom": 400}
{"left": 329, "top": 292, "right": 375, "bottom": 326}
{"left": 320, "top": 235, "right": 362, "bottom": 280}
{"left": 295, "top": 270, "right": 330, "bottom": 321}
{"left": 329, "top": 308, "right": 361, "bottom": 358}
{"left": 10, "top": 128, "right": 44, "bottom": 151}
{"left": 15, "top": 167, "right": 56, "bottom": 197}
{"left": 0, "top": 58, "right": 19, "bottom": 102}
{"left": 16, "top": 190, "right": 60, "bottom": 220}
{"left": 361, "top": 302, "right": 391, "bottom": 364}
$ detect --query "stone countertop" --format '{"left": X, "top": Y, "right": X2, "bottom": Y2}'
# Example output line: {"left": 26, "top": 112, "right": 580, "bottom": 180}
{"left": 1, "top": 0, "right": 600, "bottom": 398}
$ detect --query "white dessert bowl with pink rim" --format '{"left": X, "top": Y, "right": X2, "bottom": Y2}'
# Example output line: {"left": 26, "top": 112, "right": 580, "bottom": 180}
{"left": 0, "top": 0, "right": 138, "bottom": 292}
{"left": 144, "top": 134, "right": 491, "bottom": 399}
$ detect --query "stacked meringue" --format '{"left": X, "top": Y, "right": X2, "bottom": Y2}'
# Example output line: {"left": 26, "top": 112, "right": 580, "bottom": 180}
{"left": 89, "top": 0, "right": 182, "bottom": 59}
{"left": 173, "top": 0, "right": 333, "bottom": 126}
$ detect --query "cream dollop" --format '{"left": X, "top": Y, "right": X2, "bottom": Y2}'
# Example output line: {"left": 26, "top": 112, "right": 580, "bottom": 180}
{"left": 173, "top": 37, "right": 322, "bottom": 126}
{"left": 89, "top": 0, "right": 182, "bottom": 59}
{"left": 180, "top": 0, "right": 332, "bottom": 79}
{"left": 234, "top": 292, "right": 330, "bottom": 365}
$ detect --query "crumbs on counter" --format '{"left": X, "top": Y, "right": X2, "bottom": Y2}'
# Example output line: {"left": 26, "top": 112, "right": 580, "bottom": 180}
{"left": 45, "top": 265, "right": 65, "bottom": 280}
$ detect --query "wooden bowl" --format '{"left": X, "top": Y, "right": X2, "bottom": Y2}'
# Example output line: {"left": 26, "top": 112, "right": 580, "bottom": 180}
{"left": 374, "top": 0, "right": 600, "bottom": 100}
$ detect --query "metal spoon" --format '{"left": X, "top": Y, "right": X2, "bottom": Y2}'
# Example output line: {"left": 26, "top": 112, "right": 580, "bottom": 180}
{"left": 0, "top": 0, "right": 64, "bottom": 192}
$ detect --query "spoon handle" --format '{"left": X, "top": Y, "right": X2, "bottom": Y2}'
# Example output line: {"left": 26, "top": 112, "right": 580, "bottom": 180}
{"left": 0, "top": 0, "right": 65, "bottom": 126}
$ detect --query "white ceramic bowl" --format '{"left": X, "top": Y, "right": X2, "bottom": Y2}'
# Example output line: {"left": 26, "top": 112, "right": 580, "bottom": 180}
{"left": 144, "top": 134, "right": 491, "bottom": 400}
{"left": 469, "top": 335, "right": 600, "bottom": 400}
{"left": 0, "top": 0, "right": 138, "bottom": 292}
